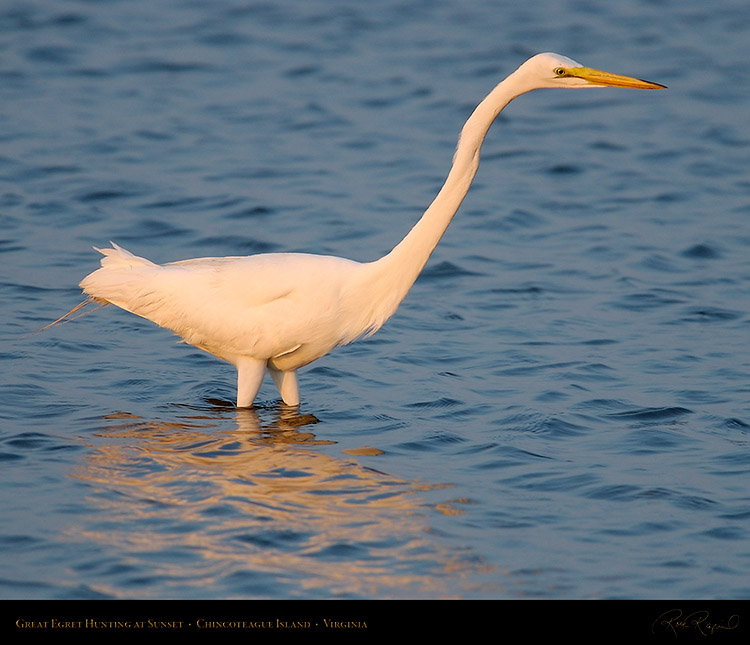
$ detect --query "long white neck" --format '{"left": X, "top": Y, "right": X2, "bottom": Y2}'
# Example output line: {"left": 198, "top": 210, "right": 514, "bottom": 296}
{"left": 364, "top": 69, "right": 532, "bottom": 325}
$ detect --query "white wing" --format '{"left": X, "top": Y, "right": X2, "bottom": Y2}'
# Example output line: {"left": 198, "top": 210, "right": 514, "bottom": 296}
{"left": 80, "top": 244, "right": 375, "bottom": 369}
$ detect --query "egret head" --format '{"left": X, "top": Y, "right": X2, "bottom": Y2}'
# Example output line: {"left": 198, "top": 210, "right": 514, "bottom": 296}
{"left": 519, "top": 52, "right": 666, "bottom": 90}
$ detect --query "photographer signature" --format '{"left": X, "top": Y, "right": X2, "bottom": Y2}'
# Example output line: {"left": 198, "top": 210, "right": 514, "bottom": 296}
{"left": 652, "top": 609, "right": 740, "bottom": 637}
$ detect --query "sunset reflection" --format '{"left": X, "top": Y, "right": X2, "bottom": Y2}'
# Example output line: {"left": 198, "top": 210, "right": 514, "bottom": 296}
{"left": 68, "top": 406, "right": 489, "bottom": 598}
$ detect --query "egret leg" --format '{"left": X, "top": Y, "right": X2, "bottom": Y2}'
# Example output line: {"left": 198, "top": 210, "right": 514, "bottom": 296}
{"left": 236, "top": 357, "right": 266, "bottom": 408}
{"left": 267, "top": 364, "right": 300, "bottom": 406}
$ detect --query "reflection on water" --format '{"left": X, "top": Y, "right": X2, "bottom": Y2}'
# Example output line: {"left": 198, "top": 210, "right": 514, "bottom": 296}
{"left": 4, "top": 0, "right": 749, "bottom": 600}
{"left": 67, "top": 405, "right": 490, "bottom": 598}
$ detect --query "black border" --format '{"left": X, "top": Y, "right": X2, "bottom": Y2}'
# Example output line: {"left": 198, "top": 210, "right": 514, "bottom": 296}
{"left": 3, "top": 600, "right": 748, "bottom": 641}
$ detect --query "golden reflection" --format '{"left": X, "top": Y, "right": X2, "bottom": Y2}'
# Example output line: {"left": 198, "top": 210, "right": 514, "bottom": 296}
{"left": 68, "top": 405, "right": 496, "bottom": 598}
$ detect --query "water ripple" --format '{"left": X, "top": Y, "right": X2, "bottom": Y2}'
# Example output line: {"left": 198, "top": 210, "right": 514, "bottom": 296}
{"left": 3, "top": 0, "right": 750, "bottom": 600}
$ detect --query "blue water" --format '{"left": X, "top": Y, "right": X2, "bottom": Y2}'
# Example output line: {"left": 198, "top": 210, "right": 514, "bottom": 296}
{"left": 2, "top": 0, "right": 749, "bottom": 599}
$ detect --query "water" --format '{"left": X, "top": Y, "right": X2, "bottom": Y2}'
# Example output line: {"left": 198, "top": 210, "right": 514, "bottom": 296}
{"left": 2, "top": 0, "right": 749, "bottom": 600}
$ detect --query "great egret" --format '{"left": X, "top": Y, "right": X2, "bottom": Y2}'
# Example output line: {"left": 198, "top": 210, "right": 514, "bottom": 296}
{"left": 64, "top": 53, "right": 664, "bottom": 407}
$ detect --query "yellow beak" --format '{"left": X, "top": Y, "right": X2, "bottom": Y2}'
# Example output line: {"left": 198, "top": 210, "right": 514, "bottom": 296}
{"left": 565, "top": 67, "right": 666, "bottom": 89}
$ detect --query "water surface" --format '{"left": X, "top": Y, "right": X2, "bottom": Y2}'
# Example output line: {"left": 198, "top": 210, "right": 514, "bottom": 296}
{"left": 2, "top": 0, "right": 749, "bottom": 599}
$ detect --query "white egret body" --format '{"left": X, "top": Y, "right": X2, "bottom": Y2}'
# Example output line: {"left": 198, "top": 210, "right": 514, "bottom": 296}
{"left": 74, "top": 53, "right": 665, "bottom": 407}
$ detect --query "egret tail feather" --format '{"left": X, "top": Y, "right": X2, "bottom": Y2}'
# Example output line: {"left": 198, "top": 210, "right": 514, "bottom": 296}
{"left": 31, "top": 297, "right": 109, "bottom": 336}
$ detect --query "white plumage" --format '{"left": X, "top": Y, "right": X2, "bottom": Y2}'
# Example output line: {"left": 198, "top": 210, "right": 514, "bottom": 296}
{"left": 69, "top": 54, "right": 664, "bottom": 407}
{"left": 80, "top": 243, "right": 402, "bottom": 406}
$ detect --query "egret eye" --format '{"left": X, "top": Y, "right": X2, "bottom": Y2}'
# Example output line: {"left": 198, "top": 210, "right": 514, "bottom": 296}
{"left": 554, "top": 67, "right": 567, "bottom": 77}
